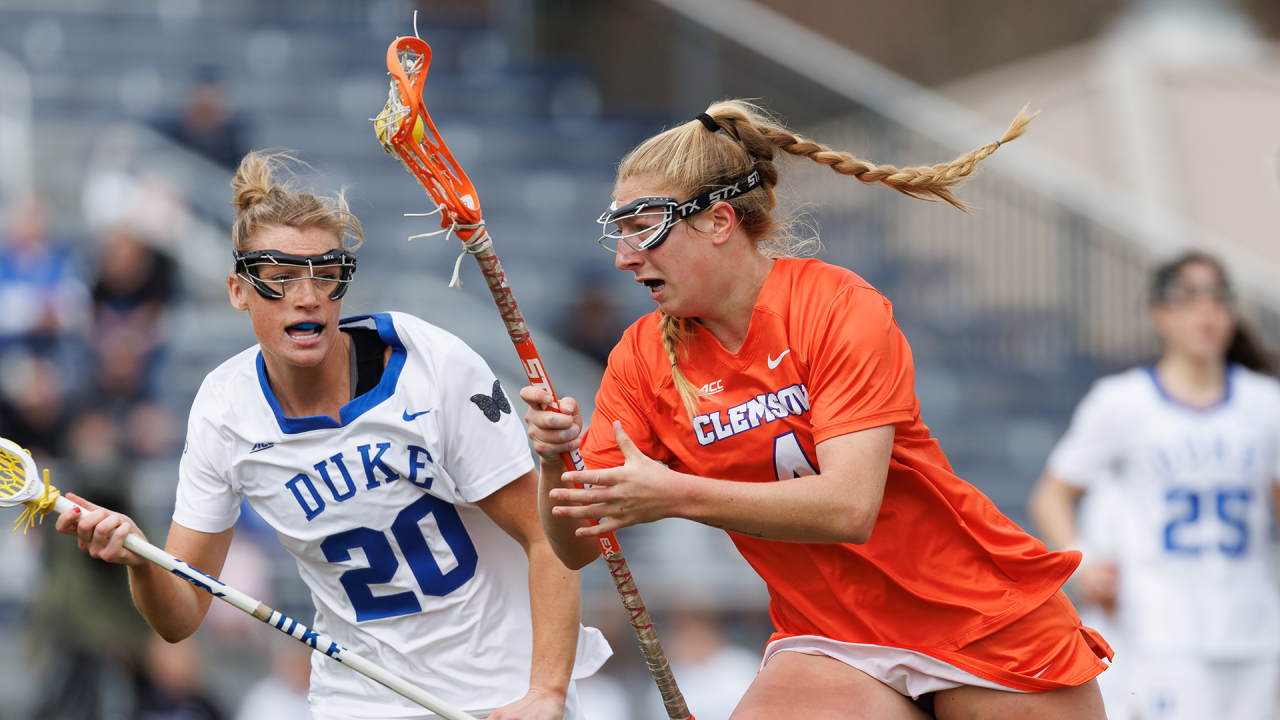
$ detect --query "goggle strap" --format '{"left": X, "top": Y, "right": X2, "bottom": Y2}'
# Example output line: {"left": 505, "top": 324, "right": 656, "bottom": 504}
{"left": 673, "top": 169, "right": 762, "bottom": 220}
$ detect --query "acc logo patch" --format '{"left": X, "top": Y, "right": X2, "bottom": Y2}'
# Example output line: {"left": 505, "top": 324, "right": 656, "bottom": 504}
{"left": 471, "top": 380, "right": 512, "bottom": 423}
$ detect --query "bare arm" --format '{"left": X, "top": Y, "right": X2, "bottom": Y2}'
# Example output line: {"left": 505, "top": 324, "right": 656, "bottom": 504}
{"left": 1273, "top": 485, "right": 1280, "bottom": 530}
{"left": 1028, "top": 472, "right": 1119, "bottom": 612}
{"left": 55, "top": 493, "right": 234, "bottom": 642}
{"left": 477, "top": 469, "right": 581, "bottom": 720}
{"left": 552, "top": 421, "right": 894, "bottom": 543}
{"left": 1027, "top": 472, "right": 1086, "bottom": 551}
{"left": 519, "top": 388, "right": 603, "bottom": 569}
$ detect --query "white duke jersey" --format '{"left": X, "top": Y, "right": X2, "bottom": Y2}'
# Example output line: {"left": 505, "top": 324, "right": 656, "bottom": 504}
{"left": 174, "top": 312, "right": 610, "bottom": 719}
{"left": 1048, "top": 365, "right": 1280, "bottom": 659}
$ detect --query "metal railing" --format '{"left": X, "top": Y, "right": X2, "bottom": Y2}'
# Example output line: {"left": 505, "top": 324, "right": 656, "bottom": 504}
{"left": 0, "top": 48, "right": 33, "bottom": 204}
{"left": 653, "top": 0, "right": 1280, "bottom": 367}
{"left": 789, "top": 118, "right": 1241, "bottom": 368}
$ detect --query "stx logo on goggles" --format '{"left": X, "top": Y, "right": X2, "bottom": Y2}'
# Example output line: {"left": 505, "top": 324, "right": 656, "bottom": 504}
{"left": 676, "top": 170, "right": 762, "bottom": 219}
{"left": 692, "top": 383, "right": 809, "bottom": 447}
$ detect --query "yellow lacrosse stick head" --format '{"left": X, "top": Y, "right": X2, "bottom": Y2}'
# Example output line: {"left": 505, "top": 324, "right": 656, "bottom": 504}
{"left": 0, "top": 439, "right": 34, "bottom": 505}
{"left": 0, "top": 438, "right": 61, "bottom": 533}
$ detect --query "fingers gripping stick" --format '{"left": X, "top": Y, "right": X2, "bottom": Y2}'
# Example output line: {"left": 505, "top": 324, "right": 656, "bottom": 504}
{"left": 519, "top": 342, "right": 687, "bottom": 719}
{"left": 0, "top": 439, "right": 476, "bottom": 720}
{"left": 376, "top": 35, "right": 694, "bottom": 720}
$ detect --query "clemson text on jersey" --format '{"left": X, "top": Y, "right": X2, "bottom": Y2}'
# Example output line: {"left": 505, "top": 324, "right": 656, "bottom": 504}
{"left": 693, "top": 383, "right": 810, "bottom": 446}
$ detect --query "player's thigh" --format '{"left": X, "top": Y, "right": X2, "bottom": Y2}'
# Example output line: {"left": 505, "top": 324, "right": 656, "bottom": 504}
{"left": 933, "top": 678, "right": 1106, "bottom": 720}
{"left": 729, "top": 650, "right": 929, "bottom": 720}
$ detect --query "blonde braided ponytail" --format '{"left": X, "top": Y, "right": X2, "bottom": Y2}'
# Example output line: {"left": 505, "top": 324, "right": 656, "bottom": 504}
{"left": 659, "top": 314, "right": 704, "bottom": 418}
{"left": 615, "top": 100, "right": 1034, "bottom": 416}
{"left": 713, "top": 103, "right": 1035, "bottom": 211}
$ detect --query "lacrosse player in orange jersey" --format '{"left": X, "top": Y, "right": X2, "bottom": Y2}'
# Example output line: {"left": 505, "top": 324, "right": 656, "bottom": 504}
{"left": 522, "top": 102, "right": 1112, "bottom": 720}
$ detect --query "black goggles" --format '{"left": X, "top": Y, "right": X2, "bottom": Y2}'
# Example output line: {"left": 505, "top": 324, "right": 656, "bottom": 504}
{"left": 597, "top": 169, "right": 762, "bottom": 253}
{"left": 233, "top": 249, "right": 358, "bottom": 301}
{"left": 1155, "top": 281, "right": 1235, "bottom": 307}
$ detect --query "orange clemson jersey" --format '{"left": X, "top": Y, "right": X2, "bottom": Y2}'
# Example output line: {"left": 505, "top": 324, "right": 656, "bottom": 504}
{"left": 581, "top": 258, "right": 1090, "bottom": 676}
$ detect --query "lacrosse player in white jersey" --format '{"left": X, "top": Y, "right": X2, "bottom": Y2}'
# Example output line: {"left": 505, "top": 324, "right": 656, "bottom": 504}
{"left": 1030, "top": 251, "right": 1280, "bottom": 720}
{"left": 55, "top": 151, "right": 610, "bottom": 720}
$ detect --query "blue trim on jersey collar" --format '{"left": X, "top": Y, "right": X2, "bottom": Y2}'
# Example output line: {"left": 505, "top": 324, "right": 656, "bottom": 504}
{"left": 257, "top": 312, "right": 407, "bottom": 434}
{"left": 1145, "top": 363, "right": 1234, "bottom": 412}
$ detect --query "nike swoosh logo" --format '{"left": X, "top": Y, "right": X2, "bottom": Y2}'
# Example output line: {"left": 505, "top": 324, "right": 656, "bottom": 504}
{"left": 403, "top": 408, "right": 433, "bottom": 421}
{"left": 767, "top": 350, "right": 791, "bottom": 369}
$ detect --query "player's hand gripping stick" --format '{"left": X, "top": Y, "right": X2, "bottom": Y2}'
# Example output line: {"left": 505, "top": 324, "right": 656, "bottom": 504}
{"left": 375, "top": 35, "right": 694, "bottom": 720}
{"left": 0, "top": 439, "right": 477, "bottom": 720}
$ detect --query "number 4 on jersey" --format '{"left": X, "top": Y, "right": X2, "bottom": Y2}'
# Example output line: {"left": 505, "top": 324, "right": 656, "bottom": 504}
{"left": 774, "top": 430, "right": 818, "bottom": 480}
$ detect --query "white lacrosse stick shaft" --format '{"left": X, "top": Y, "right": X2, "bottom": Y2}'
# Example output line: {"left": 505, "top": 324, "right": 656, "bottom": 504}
{"left": 49, "top": 494, "right": 476, "bottom": 720}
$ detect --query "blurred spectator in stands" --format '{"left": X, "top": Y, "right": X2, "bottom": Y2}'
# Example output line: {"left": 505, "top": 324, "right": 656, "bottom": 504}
{"left": 234, "top": 634, "right": 311, "bottom": 720}
{"left": 82, "top": 125, "right": 202, "bottom": 252}
{"left": 127, "top": 401, "right": 179, "bottom": 459}
{"left": 89, "top": 328, "right": 152, "bottom": 413}
{"left": 92, "top": 226, "right": 178, "bottom": 401}
{"left": 31, "top": 409, "right": 149, "bottom": 720}
{"left": 94, "top": 226, "right": 177, "bottom": 350}
{"left": 556, "top": 278, "right": 626, "bottom": 366}
{"left": 86, "top": 324, "right": 181, "bottom": 459}
{"left": 642, "top": 610, "right": 758, "bottom": 720}
{"left": 0, "top": 354, "right": 71, "bottom": 462}
{"left": 34, "top": 408, "right": 141, "bottom": 653}
{"left": 59, "top": 409, "right": 136, "bottom": 516}
{"left": 85, "top": 229, "right": 184, "bottom": 452}
{"left": 154, "top": 66, "right": 248, "bottom": 169}
{"left": 0, "top": 193, "right": 90, "bottom": 355}
{"left": 136, "top": 635, "right": 223, "bottom": 720}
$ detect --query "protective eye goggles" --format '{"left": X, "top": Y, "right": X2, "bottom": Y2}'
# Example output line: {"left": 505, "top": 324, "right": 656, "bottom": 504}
{"left": 1158, "top": 282, "right": 1234, "bottom": 307}
{"left": 597, "top": 169, "right": 762, "bottom": 254}
{"left": 233, "top": 249, "right": 357, "bottom": 301}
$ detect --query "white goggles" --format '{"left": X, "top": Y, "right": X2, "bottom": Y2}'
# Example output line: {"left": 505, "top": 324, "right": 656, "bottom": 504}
{"left": 597, "top": 169, "right": 762, "bottom": 254}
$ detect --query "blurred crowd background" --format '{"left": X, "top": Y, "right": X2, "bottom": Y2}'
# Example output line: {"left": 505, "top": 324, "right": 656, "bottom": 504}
{"left": 0, "top": 0, "right": 1279, "bottom": 718}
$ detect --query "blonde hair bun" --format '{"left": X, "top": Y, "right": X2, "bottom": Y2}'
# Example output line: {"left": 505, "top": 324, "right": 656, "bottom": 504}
{"left": 229, "top": 150, "right": 363, "bottom": 253}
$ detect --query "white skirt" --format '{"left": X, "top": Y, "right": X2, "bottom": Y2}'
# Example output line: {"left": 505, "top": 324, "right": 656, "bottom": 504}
{"left": 762, "top": 635, "right": 1027, "bottom": 700}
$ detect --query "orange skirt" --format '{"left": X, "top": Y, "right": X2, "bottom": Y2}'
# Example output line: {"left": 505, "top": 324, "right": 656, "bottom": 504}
{"left": 766, "top": 589, "right": 1113, "bottom": 694}
{"left": 917, "top": 589, "right": 1112, "bottom": 692}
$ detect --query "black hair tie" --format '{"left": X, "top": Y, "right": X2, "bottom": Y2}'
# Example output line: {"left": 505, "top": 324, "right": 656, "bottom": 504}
{"left": 695, "top": 112, "right": 721, "bottom": 133}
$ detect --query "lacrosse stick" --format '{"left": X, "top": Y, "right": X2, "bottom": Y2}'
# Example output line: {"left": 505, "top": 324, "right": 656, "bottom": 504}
{"left": 375, "top": 37, "right": 694, "bottom": 720}
{"left": 0, "top": 438, "right": 476, "bottom": 720}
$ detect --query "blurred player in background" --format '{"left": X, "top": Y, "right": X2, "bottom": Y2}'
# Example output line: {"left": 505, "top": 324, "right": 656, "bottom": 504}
{"left": 55, "top": 151, "right": 609, "bottom": 720}
{"left": 1030, "top": 251, "right": 1280, "bottom": 720}
{"left": 524, "top": 100, "right": 1110, "bottom": 719}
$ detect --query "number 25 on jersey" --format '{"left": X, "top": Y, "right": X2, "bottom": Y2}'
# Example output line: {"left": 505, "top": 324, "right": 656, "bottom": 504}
{"left": 1164, "top": 486, "right": 1251, "bottom": 558}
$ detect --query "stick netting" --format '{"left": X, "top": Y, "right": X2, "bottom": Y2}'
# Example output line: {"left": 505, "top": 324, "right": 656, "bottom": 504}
{"left": 0, "top": 446, "right": 26, "bottom": 500}
{"left": 375, "top": 39, "right": 482, "bottom": 232}
{"left": 0, "top": 440, "right": 62, "bottom": 532}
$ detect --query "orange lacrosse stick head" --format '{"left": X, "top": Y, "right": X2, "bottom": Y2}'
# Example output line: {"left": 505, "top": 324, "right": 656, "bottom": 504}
{"left": 375, "top": 37, "right": 483, "bottom": 238}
